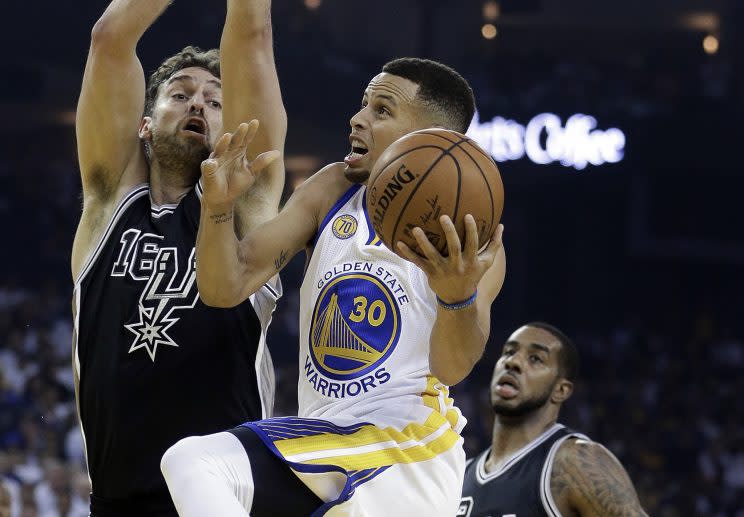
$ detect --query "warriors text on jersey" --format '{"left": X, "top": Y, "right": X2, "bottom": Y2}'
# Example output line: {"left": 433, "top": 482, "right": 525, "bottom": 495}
{"left": 298, "top": 183, "right": 464, "bottom": 431}
{"left": 73, "top": 184, "right": 279, "bottom": 515}
{"left": 240, "top": 184, "right": 466, "bottom": 516}
{"left": 458, "top": 424, "right": 588, "bottom": 517}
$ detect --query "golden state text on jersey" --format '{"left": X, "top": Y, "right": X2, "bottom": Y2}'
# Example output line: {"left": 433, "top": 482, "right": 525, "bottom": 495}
{"left": 305, "top": 263, "right": 408, "bottom": 398}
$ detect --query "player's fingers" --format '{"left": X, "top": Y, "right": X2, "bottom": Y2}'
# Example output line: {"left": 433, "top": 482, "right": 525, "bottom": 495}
{"left": 412, "top": 227, "right": 442, "bottom": 263}
{"left": 228, "top": 122, "right": 250, "bottom": 152}
{"left": 201, "top": 158, "right": 219, "bottom": 178}
{"left": 213, "top": 132, "right": 232, "bottom": 157}
{"left": 440, "top": 215, "right": 462, "bottom": 262}
{"left": 463, "top": 214, "right": 479, "bottom": 262}
{"left": 251, "top": 150, "right": 282, "bottom": 174}
{"left": 242, "top": 119, "right": 260, "bottom": 148}
{"left": 478, "top": 224, "right": 504, "bottom": 263}
{"left": 396, "top": 241, "right": 431, "bottom": 273}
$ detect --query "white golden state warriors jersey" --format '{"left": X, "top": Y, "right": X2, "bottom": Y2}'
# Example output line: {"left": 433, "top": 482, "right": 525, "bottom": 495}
{"left": 298, "top": 184, "right": 465, "bottom": 432}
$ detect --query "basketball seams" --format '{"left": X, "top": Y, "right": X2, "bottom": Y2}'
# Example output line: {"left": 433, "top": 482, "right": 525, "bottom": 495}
{"left": 455, "top": 143, "right": 498, "bottom": 243}
{"left": 368, "top": 129, "right": 502, "bottom": 256}
{"left": 389, "top": 137, "right": 469, "bottom": 253}
{"left": 373, "top": 144, "right": 451, "bottom": 180}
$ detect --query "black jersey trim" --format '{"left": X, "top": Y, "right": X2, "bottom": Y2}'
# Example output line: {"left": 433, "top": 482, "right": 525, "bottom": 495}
{"left": 540, "top": 432, "right": 590, "bottom": 517}
{"left": 475, "top": 424, "right": 565, "bottom": 484}
{"left": 74, "top": 185, "right": 149, "bottom": 286}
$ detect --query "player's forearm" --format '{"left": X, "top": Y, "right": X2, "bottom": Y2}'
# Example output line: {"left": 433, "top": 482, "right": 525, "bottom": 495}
{"left": 429, "top": 303, "right": 488, "bottom": 386}
{"left": 92, "top": 0, "right": 173, "bottom": 50}
{"left": 196, "top": 205, "right": 248, "bottom": 308}
{"left": 226, "top": 0, "right": 273, "bottom": 37}
{"left": 221, "top": 0, "right": 287, "bottom": 138}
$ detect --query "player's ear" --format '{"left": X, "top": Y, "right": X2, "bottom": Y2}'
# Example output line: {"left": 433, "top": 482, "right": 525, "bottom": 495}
{"left": 139, "top": 117, "right": 153, "bottom": 142}
{"left": 551, "top": 378, "right": 573, "bottom": 404}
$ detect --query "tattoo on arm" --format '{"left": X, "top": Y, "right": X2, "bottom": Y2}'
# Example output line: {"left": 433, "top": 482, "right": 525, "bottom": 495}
{"left": 274, "top": 249, "right": 288, "bottom": 270}
{"left": 210, "top": 212, "right": 234, "bottom": 224}
{"left": 551, "top": 440, "right": 648, "bottom": 517}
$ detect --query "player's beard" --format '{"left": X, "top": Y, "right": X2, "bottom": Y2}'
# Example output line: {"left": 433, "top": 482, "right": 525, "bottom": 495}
{"left": 344, "top": 166, "right": 371, "bottom": 184}
{"left": 148, "top": 126, "right": 210, "bottom": 186}
{"left": 492, "top": 380, "right": 555, "bottom": 418}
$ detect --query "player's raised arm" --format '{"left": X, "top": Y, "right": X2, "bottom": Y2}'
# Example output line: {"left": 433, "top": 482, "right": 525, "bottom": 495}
{"left": 76, "top": 0, "right": 172, "bottom": 203}
{"left": 196, "top": 123, "right": 329, "bottom": 307}
{"left": 553, "top": 439, "right": 649, "bottom": 517}
{"left": 398, "top": 219, "right": 506, "bottom": 386}
{"left": 222, "top": 0, "right": 287, "bottom": 233}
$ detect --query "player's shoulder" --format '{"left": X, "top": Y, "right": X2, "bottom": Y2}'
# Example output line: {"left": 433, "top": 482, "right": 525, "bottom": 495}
{"left": 553, "top": 436, "right": 622, "bottom": 475}
{"left": 303, "top": 162, "right": 352, "bottom": 188}
{"left": 292, "top": 162, "right": 356, "bottom": 207}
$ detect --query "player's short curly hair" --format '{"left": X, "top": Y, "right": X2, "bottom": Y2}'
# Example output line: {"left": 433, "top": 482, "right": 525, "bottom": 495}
{"left": 144, "top": 46, "right": 220, "bottom": 116}
{"left": 382, "top": 58, "right": 475, "bottom": 133}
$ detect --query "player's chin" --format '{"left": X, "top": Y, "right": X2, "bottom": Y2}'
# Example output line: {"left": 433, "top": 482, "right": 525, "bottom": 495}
{"left": 343, "top": 165, "right": 371, "bottom": 184}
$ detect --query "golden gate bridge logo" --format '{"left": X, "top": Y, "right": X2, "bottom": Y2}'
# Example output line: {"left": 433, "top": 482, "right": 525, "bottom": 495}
{"left": 310, "top": 273, "right": 400, "bottom": 380}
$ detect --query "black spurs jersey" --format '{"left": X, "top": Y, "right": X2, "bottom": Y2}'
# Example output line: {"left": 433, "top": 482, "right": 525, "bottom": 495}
{"left": 458, "top": 424, "right": 588, "bottom": 517}
{"left": 73, "top": 184, "right": 280, "bottom": 516}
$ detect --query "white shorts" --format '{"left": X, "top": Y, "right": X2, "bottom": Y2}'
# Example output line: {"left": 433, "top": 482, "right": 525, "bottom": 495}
{"left": 243, "top": 412, "right": 466, "bottom": 516}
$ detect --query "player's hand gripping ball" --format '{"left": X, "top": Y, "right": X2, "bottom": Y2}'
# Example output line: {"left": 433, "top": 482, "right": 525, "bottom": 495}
{"left": 366, "top": 128, "right": 504, "bottom": 256}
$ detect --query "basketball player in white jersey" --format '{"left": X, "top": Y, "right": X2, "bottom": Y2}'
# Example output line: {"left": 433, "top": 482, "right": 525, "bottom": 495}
{"left": 160, "top": 58, "right": 506, "bottom": 516}
{"left": 459, "top": 323, "right": 648, "bottom": 517}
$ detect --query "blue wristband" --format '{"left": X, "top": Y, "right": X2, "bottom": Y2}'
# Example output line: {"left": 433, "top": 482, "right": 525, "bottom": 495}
{"left": 436, "top": 290, "right": 478, "bottom": 310}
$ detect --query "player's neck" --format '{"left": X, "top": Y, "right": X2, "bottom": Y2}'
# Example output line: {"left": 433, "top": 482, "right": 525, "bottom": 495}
{"left": 486, "top": 412, "right": 557, "bottom": 472}
{"left": 148, "top": 162, "right": 197, "bottom": 205}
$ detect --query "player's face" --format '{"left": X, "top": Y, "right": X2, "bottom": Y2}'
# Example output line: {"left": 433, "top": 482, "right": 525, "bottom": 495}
{"left": 142, "top": 67, "right": 223, "bottom": 159}
{"left": 345, "top": 73, "right": 426, "bottom": 184}
{"left": 490, "top": 326, "right": 565, "bottom": 417}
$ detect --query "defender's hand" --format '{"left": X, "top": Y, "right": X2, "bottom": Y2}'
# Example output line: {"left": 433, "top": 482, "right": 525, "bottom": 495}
{"left": 200, "top": 120, "right": 281, "bottom": 212}
{"left": 397, "top": 216, "right": 504, "bottom": 303}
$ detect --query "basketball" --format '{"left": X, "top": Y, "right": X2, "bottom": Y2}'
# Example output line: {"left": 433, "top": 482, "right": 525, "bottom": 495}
{"left": 366, "top": 128, "right": 504, "bottom": 256}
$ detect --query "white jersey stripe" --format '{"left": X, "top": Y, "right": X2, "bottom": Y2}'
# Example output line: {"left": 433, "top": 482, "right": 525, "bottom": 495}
{"left": 74, "top": 185, "right": 149, "bottom": 286}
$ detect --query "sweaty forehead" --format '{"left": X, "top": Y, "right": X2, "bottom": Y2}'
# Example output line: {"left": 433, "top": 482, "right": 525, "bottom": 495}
{"left": 364, "top": 73, "right": 419, "bottom": 104}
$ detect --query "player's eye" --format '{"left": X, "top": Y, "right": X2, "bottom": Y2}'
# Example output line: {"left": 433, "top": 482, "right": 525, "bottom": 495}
{"left": 172, "top": 93, "right": 188, "bottom": 100}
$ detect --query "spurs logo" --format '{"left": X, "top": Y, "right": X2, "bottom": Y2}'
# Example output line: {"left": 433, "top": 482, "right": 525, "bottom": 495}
{"left": 112, "top": 229, "right": 199, "bottom": 361}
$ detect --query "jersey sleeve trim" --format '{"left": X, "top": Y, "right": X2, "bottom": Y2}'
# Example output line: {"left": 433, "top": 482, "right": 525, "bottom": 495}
{"left": 312, "top": 184, "right": 363, "bottom": 247}
{"left": 540, "top": 432, "right": 591, "bottom": 517}
{"left": 74, "top": 184, "right": 149, "bottom": 286}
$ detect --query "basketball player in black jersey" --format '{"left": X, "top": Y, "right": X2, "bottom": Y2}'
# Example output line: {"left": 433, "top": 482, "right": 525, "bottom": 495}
{"left": 459, "top": 322, "right": 647, "bottom": 517}
{"left": 72, "top": 0, "right": 285, "bottom": 515}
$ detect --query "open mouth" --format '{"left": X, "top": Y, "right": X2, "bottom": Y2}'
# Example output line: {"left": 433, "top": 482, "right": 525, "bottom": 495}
{"left": 182, "top": 118, "right": 206, "bottom": 135}
{"left": 495, "top": 375, "right": 520, "bottom": 399}
{"left": 344, "top": 137, "right": 369, "bottom": 166}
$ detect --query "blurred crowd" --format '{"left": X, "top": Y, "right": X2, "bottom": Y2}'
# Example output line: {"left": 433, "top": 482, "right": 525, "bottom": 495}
{"left": 1, "top": 277, "right": 742, "bottom": 516}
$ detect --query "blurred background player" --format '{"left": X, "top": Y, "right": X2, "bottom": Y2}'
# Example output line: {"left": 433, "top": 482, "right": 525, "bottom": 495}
{"left": 459, "top": 322, "right": 648, "bottom": 517}
{"left": 72, "top": 0, "right": 285, "bottom": 514}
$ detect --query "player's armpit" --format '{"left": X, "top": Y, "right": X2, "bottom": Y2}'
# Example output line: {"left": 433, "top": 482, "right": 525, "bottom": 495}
{"left": 551, "top": 439, "right": 649, "bottom": 517}
{"left": 77, "top": 1, "right": 172, "bottom": 202}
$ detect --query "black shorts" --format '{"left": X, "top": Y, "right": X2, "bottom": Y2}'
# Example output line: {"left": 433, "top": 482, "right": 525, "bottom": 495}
{"left": 229, "top": 425, "right": 324, "bottom": 516}
{"left": 89, "top": 491, "right": 178, "bottom": 517}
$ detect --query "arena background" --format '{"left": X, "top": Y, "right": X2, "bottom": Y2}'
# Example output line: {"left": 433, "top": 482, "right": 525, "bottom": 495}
{"left": 1, "top": 0, "right": 743, "bottom": 514}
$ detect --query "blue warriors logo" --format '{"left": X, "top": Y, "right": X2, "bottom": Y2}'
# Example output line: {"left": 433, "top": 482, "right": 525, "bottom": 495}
{"left": 332, "top": 215, "right": 358, "bottom": 239}
{"left": 310, "top": 273, "right": 401, "bottom": 380}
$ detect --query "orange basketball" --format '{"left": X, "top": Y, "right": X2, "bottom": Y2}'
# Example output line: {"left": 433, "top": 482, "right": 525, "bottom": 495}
{"left": 366, "top": 128, "right": 504, "bottom": 256}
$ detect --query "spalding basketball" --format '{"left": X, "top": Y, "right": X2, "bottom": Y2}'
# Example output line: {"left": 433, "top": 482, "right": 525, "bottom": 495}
{"left": 366, "top": 128, "right": 504, "bottom": 256}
